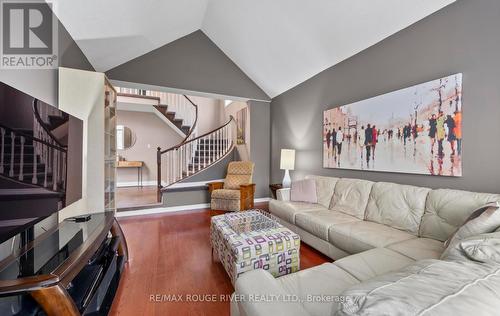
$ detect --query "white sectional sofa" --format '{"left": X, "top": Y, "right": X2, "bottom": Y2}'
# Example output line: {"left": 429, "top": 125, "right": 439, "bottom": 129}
{"left": 231, "top": 176, "right": 500, "bottom": 316}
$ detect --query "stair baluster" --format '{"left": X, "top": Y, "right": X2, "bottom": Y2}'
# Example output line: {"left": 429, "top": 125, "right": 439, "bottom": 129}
{"left": 0, "top": 127, "right": 5, "bottom": 174}
{"left": 9, "top": 132, "right": 15, "bottom": 177}
{"left": 18, "top": 136, "right": 25, "bottom": 181}
{"left": 32, "top": 144, "right": 37, "bottom": 185}
{"left": 52, "top": 149, "right": 57, "bottom": 191}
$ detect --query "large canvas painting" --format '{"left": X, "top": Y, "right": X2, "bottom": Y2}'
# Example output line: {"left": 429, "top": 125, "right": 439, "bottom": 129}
{"left": 323, "top": 73, "right": 463, "bottom": 176}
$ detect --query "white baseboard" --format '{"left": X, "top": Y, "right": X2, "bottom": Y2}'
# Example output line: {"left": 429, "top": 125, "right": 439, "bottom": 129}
{"left": 168, "top": 179, "right": 224, "bottom": 189}
{"left": 117, "top": 179, "right": 223, "bottom": 188}
{"left": 117, "top": 181, "right": 161, "bottom": 187}
{"left": 116, "top": 197, "right": 271, "bottom": 218}
{"left": 116, "top": 203, "right": 210, "bottom": 218}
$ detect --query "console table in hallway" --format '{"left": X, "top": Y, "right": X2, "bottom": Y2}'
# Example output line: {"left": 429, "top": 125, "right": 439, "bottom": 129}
{"left": 117, "top": 161, "right": 144, "bottom": 187}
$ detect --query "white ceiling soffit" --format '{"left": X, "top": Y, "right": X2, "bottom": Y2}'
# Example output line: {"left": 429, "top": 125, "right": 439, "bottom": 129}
{"left": 51, "top": 0, "right": 209, "bottom": 72}
{"left": 53, "top": 0, "right": 455, "bottom": 98}
{"left": 201, "top": 0, "right": 456, "bottom": 97}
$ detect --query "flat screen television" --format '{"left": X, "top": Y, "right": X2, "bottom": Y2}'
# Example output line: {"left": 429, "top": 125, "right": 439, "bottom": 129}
{"left": 0, "top": 81, "right": 83, "bottom": 244}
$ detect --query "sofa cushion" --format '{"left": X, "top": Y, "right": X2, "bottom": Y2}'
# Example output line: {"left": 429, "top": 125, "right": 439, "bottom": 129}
{"left": 329, "top": 178, "right": 374, "bottom": 219}
{"left": 268, "top": 199, "right": 324, "bottom": 224}
{"left": 295, "top": 210, "right": 360, "bottom": 241}
{"left": 290, "top": 179, "right": 318, "bottom": 203}
{"left": 328, "top": 221, "right": 416, "bottom": 254}
{"left": 277, "top": 263, "right": 359, "bottom": 316}
{"left": 334, "top": 248, "right": 414, "bottom": 282}
{"left": 420, "top": 188, "right": 500, "bottom": 241}
{"left": 305, "top": 175, "right": 339, "bottom": 208}
{"left": 387, "top": 238, "right": 445, "bottom": 260}
{"left": 365, "top": 182, "right": 430, "bottom": 235}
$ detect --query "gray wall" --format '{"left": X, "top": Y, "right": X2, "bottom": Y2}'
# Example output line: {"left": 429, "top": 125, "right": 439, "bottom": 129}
{"left": 271, "top": 0, "right": 500, "bottom": 194}
{"left": 117, "top": 110, "right": 183, "bottom": 184}
{"left": 249, "top": 100, "right": 271, "bottom": 198}
{"left": 106, "top": 30, "right": 270, "bottom": 102}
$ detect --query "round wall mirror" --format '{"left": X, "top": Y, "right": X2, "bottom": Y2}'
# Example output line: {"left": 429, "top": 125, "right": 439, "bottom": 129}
{"left": 117, "top": 125, "right": 136, "bottom": 150}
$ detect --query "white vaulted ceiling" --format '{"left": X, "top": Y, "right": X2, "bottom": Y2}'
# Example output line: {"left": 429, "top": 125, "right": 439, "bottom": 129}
{"left": 52, "top": 0, "right": 209, "bottom": 72}
{"left": 52, "top": 0, "right": 455, "bottom": 98}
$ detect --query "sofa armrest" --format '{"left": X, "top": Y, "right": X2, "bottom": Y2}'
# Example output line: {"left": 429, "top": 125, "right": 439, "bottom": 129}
{"left": 207, "top": 181, "right": 224, "bottom": 193}
{"left": 276, "top": 188, "right": 290, "bottom": 201}
{"left": 234, "top": 269, "right": 310, "bottom": 316}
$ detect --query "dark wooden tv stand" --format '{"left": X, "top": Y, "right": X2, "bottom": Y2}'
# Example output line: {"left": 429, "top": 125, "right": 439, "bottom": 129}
{"left": 0, "top": 212, "right": 128, "bottom": 316}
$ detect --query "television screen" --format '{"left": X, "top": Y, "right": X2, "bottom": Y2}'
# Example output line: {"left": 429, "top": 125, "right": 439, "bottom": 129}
{"left": 0, "top": 81, "right": 83, "bottom": 244}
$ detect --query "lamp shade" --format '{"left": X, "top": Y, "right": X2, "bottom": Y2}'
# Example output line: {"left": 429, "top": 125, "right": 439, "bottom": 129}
{"left": 280, "top": 149, "right": 295, "bottom": 170}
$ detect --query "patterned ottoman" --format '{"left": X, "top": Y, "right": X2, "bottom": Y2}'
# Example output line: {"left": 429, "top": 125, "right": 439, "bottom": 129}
{"left": 210, "top": 210, "right": 300, "bottom": 285}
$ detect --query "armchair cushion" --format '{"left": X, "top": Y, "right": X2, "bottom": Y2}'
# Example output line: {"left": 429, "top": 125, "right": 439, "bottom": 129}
{"left": 211, "top": 189, "right": 241, "bottom": 212}
{"left": 223, "top": 161, "right": 254, "bottom": 189}
{"left": 211, "top": 189, "right": 240, "bottom": 200}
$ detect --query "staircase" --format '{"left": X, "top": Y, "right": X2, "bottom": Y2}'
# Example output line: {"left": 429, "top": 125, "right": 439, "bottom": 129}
{"left": 117, "top": 88, "right": 197, "bottom": 138}
{"left": 156, "top": 117, "right": 235, "bottom": 201}
{"left": 0, "top": 100, "right": 68, "bottom": 194}
{"left": 115, "top": 87, "right": 236, "bottom": 203}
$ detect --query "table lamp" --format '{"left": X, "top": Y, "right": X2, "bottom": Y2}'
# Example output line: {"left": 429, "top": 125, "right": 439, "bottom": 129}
{"left": 280, "top": 149, "right": 295, "bottom": 188}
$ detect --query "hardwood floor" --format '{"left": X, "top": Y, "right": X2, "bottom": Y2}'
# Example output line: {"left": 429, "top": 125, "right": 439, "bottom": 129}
{"left": 116, "top": 186, "right": 159, "bottom": 209}
{"left": 110, "top": 204, "right": 331, "bottom": 316}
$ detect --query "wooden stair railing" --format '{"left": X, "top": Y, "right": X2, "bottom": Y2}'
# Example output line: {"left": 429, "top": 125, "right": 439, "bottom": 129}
{"left": 156, "top": 116, "right": 236, "bottom": 202}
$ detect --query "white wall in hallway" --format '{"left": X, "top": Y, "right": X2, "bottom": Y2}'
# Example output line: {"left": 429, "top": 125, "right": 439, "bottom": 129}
{"left": 58, "top": 67, "right": 105, "bottom": 221}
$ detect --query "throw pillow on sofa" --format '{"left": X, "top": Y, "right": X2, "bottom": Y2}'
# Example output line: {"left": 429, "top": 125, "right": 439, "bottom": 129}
{"left": 441, "top": 202, "right": 500, "bottom": 261}
{"left": 460, "top": 232, "right": 500, "bottom": 264}
{"left": 444, "top": 201, "right": 500, "bottom": 247}
{"left": 290, "top": 179, "right": 318, "bottom": 204}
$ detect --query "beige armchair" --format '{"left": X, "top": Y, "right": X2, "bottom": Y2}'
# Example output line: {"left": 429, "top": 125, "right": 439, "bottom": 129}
{"left": 208, "top": 161, "right": 255, "bottom": 212}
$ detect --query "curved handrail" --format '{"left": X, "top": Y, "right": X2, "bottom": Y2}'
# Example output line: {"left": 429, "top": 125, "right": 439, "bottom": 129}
{"left": 160, "top": 115, "right": 235, "bottom": 154}
{"left": 0, "top": 123, "right": 67, "bottom": 152}
{"left": 181, "top": 95, "right": 198, "bottom": 142}
{"left": 32, "top": 99, "right": 66, "bottom": 148}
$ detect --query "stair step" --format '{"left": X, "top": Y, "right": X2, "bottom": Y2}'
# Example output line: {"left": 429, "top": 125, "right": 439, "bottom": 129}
{"left": 191, "top": 157, "right": 215, "bottom": 164}
{"left": 194, "top": 152, "right": 218, "bottom": 158}
{"left": 2, "top": 153, "right": 36, "bottom": 160}
{"left": 47, "top": 115, "right": 68, "bottom": 130}
{"left": 196, "top": 144, "right": 228, "bottom": 150}
{"left": 1, "top": 170, "right": 55, "bottom": 184}
{"left": 2, "top": 144, "right": 35, "bottom": 154}
{"left": 3, "top": 136, "right": 35, "bottom": 145}
{"left": 1, "top": 162, "right": 46, "bottom": 173}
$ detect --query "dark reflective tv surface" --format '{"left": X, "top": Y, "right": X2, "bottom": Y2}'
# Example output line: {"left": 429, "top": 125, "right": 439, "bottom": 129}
{"left": 0, "top": 213, "right": 106, "bottom": 281}
{"left": 0, "top": 80, "right": 84, "bottom": 244}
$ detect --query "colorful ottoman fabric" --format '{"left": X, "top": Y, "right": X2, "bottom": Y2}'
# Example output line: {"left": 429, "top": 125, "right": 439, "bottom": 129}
{"left": 210, "top": 210, "right": 301, "bottom": 285}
